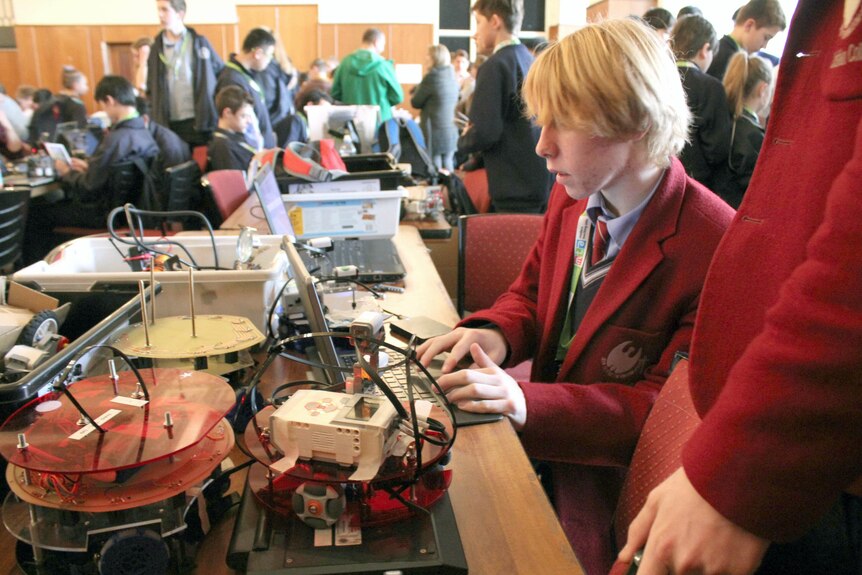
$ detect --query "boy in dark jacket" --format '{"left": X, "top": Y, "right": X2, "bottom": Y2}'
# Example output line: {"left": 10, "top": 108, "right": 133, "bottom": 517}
{"left": 147, "top": 0, "right": 224, "bottom": 147}
{"left": 208, "top": 86, "right": 257, "bottom": 172}
{"left": 456, "top": 0, "right": 550, "bottom": 213}
{"left": 25, "top": 76, "right": 159, "bottom": 262}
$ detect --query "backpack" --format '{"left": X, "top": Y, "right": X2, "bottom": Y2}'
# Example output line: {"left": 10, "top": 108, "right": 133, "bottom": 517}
{"left": 437, "top": 171, "right": 476, "bottom": 225}
{"left": 376, "top": 117, "right": 438, "bottom": 182}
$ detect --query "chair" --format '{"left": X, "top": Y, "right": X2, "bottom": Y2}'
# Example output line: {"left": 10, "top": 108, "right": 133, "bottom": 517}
{"left": 192, "top": 145, "right": 209, "bottom": 174}
{"left": 0, "top": 188, "right": 31, "bottom": 272}
{"left": 201, "top": 169, "right": 250, "bottom": 226}
{"left": 459, "top": 168, "right": 492, "bottom": 214}
{"left": 608, "top": 358, "right": 701, "bottom": 573}
{"left": 457, "top": 213, "right": 543, "bottom": 318}
{"left": 53, "top": 160, "right": 146, "bottom": 240}
{"left": 162, "top": 160, "right": 203, "bottom": 230}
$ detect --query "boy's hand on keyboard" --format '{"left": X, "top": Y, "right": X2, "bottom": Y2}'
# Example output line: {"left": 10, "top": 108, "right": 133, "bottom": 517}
{"left": 436, "top": 343, "right": 526, "bottom": 430}
{"left": 416, "top": 327, "right": 508, "bottom": 373}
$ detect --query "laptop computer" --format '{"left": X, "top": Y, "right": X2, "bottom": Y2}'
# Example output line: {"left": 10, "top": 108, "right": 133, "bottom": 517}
{"left": 281, "top": 238, "right": 501, "bottom": 427}
{"left": 253, "top": 166, "right": 406, "bottom": 283}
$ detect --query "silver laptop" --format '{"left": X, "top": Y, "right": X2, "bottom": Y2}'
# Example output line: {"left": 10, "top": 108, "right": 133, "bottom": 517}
{"left": 253, "top": 166, "right": 406, "bottom": 283}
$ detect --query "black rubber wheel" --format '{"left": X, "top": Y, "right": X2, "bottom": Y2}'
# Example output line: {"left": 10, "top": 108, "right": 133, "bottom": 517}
{"left": 17, "top": 310, "right": 59, "bottom": 350}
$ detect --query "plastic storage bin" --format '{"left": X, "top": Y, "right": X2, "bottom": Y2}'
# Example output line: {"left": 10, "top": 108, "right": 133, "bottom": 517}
{"left": 13, "top": 235, "right": 289, "bottom": 332}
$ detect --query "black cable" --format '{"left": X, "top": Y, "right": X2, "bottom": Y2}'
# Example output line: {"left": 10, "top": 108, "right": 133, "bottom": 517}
{"left": 266, "top": 278, "right": 295, "bottom": 340}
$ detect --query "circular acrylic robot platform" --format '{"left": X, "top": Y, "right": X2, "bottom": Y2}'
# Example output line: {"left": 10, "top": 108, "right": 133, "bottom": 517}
{"left": 111, "top": 315, "right": 264, "bottom": 359}
{"left": 0, "top": 368, "right": 235, "bottom": 475}
{"left": 5, "top": 419, "right": 234, "bottom": 512}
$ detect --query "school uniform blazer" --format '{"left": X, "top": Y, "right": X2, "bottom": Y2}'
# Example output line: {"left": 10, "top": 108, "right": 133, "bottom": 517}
{"left": 684, "top": 0, "right": 862, "bottom": 542}
{"left": 457, "top": 43, "right": 551, "bottom": 213}
{"left": 678, "top": 65, "right": 733, "bottom": 189}
{"left": 147, "top": 27, "right": 225, "bottom": 135}
{"left": 462, "top": 157, "right": 734, "bottom": 574}
{"left": 706, "top": 34, "right": 741, "bottom": 81}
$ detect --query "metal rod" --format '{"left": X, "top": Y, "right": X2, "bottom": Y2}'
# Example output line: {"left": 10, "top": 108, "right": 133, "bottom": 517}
{"left": 150, "top": 263, "right": 157, "bottom": 325}
{"left": 138, "top": 280, "right": 150, "bottom": 347}
{"left": 109, "top": 359, "right": 119, "bottom": 395}
{"left": 188, "top": 267, "right": 197, "bottom": 337}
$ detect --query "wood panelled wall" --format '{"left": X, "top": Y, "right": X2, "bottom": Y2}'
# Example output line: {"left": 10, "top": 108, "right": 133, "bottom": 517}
{"left": 13, "top": 24, "right": 236, "bottom": 112}
{"left": 3, "top": 11, "right": 432, "bottom": 117}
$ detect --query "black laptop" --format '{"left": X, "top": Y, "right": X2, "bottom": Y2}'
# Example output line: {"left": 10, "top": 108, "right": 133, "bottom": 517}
{"left": 253, "top": 166, "right": 406, "bottom": 283}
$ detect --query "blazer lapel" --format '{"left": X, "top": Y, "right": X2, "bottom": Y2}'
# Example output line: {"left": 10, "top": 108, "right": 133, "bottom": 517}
{"left": 557, "top": 165, "right": 686, "bottom": 377}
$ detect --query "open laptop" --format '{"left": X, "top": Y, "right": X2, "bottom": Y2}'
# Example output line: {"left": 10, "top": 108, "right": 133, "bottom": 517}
{"left": 281, "top": 238, "right": 501, "bottom": 427}
{"left": 253, "top": 165, "right": 406, "bottom": 283}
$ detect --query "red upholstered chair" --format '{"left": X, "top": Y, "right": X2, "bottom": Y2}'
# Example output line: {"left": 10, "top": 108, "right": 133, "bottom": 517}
{"left": 457, "top": 213, "right": 543, "bottom": 318}
{"left": 609, "top": 358, "right": 701, "bottom": 573}
{"left": 201, "top": 169, "right": 250, "bottom": 225}
{"left": 192, "top": 145, "right": 209, "bottom": 174}
{"left": 459, "top": 168, "right": 492, "bottom": 214}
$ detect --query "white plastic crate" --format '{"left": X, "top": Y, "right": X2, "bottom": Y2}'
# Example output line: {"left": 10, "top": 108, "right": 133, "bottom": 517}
{"left": 13, "top": 235, "right": 289, "bottom": 332}
{"left": 283, "top": 189, "right": 405, "bottom": 240}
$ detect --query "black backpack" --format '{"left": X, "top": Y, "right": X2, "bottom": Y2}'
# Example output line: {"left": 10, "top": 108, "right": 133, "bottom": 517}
{"left": 377, "top": 117, "right": 438, "bottom": 182}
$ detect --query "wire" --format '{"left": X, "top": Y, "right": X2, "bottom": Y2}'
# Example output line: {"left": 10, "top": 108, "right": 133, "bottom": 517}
{"left": 266, "top": 277, "right": 296, "bottom": 340}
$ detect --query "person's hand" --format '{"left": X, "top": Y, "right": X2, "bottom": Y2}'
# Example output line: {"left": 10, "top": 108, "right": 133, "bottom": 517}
{"left": 436, "top": 343, "right": 526, "bottom": 430}
{"left": 619, "top": 467, "right": 769, "bottom": 575}
{"left": 415, "top": 327, "right": 507, "bottom": 372}
{"left": 54, "top": 159, "right": 71, "bottom": 177}
{"left": 70, "top": 157, "right": 88, "bottom": 171}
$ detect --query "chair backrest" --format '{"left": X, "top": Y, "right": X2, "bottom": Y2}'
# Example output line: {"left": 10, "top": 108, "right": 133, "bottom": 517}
{"left": 611, "top": 357, "right": 700, "bottom": 554}
{"left": 457, "top": 213, "right": 544, "bottom": 317}
{"left": 202, "top": 169, "right": 249, "bottom": 224}
{"left": 0, "top": 188, "right": 31, "bottom": 272}
{"left": 107, "top": 160, "right": 146, "bottom": 208}
{"left": 192, "top": 145, "right": 209, "bottom": 173}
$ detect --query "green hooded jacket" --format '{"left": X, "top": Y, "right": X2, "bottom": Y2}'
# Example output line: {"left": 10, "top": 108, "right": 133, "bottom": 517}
{"left": 331, "top": 49, "right": 403, "bottom": 123}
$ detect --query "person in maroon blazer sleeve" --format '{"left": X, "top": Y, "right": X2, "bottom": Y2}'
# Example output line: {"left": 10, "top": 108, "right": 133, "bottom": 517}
{"left": 418, "top": 20, "right": 734, "bottom": 574}
{"left": 619, "top": 1, "right": 862, "bottom": 573}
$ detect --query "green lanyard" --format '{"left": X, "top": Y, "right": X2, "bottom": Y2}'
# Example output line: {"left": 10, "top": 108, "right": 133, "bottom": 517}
{"left": 159, "top": 32, "right": 190, "bottom": 80}
{"left": 213, "top": 130, "right": 258, "bottom": 154}
{"left": 225, "top": 61, "right": 263, "bottom": 98}
{"left": 556, "top": 212, "right": 592, "bottom": 361}
{"left": 675, "top": 60, "right": 698, "bottom": 69}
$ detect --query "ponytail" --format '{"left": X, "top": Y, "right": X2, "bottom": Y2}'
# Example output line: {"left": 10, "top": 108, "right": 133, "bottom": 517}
{"left": 723, "top": 52, "right": 773, "bottom": 118}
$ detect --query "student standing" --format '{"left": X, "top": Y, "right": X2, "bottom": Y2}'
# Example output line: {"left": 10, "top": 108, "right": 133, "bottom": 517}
{"left": 712, "top": 52, "right": 774, "bottom": 208}
{"left": 706, "top": 0, "right": 787, "bottom": 81}
{"left": 411, "top": 45, "right": 460, "bottom": 172}
{"left": 456, "top": 0, "right": 550, "bottom": 213}
{"left": 418, "top": 19, "right": 734, "bottom": 574}
{"left": 147, "top": 0, "right": 224, "bottom": 148}
{"left": 618, "top": 1, "right": 862, "bottom": 573}
{"left": 331, "top": 28, "right": 403, "bottom": 124}
{"left": 672, "top": 14, "right": 733, "bottom": 190}
{"left": 215, "top": 27, "right": 277, "bottom": 149}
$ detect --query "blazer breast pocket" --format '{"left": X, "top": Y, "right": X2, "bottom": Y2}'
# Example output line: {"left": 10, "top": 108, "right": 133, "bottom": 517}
{"left": 593, "top": 325, "right": 665, "bottom": 385}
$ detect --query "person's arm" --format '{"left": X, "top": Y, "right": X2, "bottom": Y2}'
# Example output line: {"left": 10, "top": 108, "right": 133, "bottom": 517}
{"left": 0, "top": 110, "right": 23, "bottom": 154}
{"left": 383, "top": 60, "right": 404, "bottom": 107}
{"left": 330, "top": 66, "right": 343, "bottom": 102}
{"left": 410, "top": 73, "right": 432, "bottom": 109}
{"left": 62, "top": 135, "right": 116, "bottom": 202}
{"left": 457, "top": 58, "right": 505, "bottom": 154}
{"left": 202, "top": 35, "right": 225, "bottom": 77}
{"left": 622, "top": 114, "right": 862, "bottom": 574}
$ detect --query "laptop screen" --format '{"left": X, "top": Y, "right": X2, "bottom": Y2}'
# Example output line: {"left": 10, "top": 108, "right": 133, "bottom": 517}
{"left": 281, "top": 238, "right": 344, "bottom": 386}
{"left": 253, "top": 165, "right": 294, "bottom": 236}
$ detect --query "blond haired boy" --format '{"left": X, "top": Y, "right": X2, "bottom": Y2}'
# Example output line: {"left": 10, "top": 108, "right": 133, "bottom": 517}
{"left": 418, "top": 19, "right": 734, "bottom": 574}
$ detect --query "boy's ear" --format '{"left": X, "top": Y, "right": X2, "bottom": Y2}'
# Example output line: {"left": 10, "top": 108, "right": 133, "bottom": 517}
{"left": 741, "top": 18, "right": 758, "bottom": 33}
{"left": 490, "top": 12, "right": 504, "bottom": 31}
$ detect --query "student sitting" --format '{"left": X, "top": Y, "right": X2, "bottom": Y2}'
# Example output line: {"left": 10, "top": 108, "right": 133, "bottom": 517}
{"left": 417, "top": 19, "right": 734, "bottom": 574}
{"left": 208, "top": 85, "right": 257, "bottom": 172}
{"left": 28, "top": 66, "right": 89, "bottom": 143}
{"left": 274, "top": 88, "right": 333, "bottom": 147}
{"left": 712, "top": 52, "right": 774, "bottom": 208}
{"left": 24, "top": 75, "right": 159, "bottom": 263}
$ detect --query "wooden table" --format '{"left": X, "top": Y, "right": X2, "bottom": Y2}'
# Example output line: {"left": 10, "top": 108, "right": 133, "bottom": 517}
{"left": 0, "top": 226, "right": 583, "bottom": 575}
